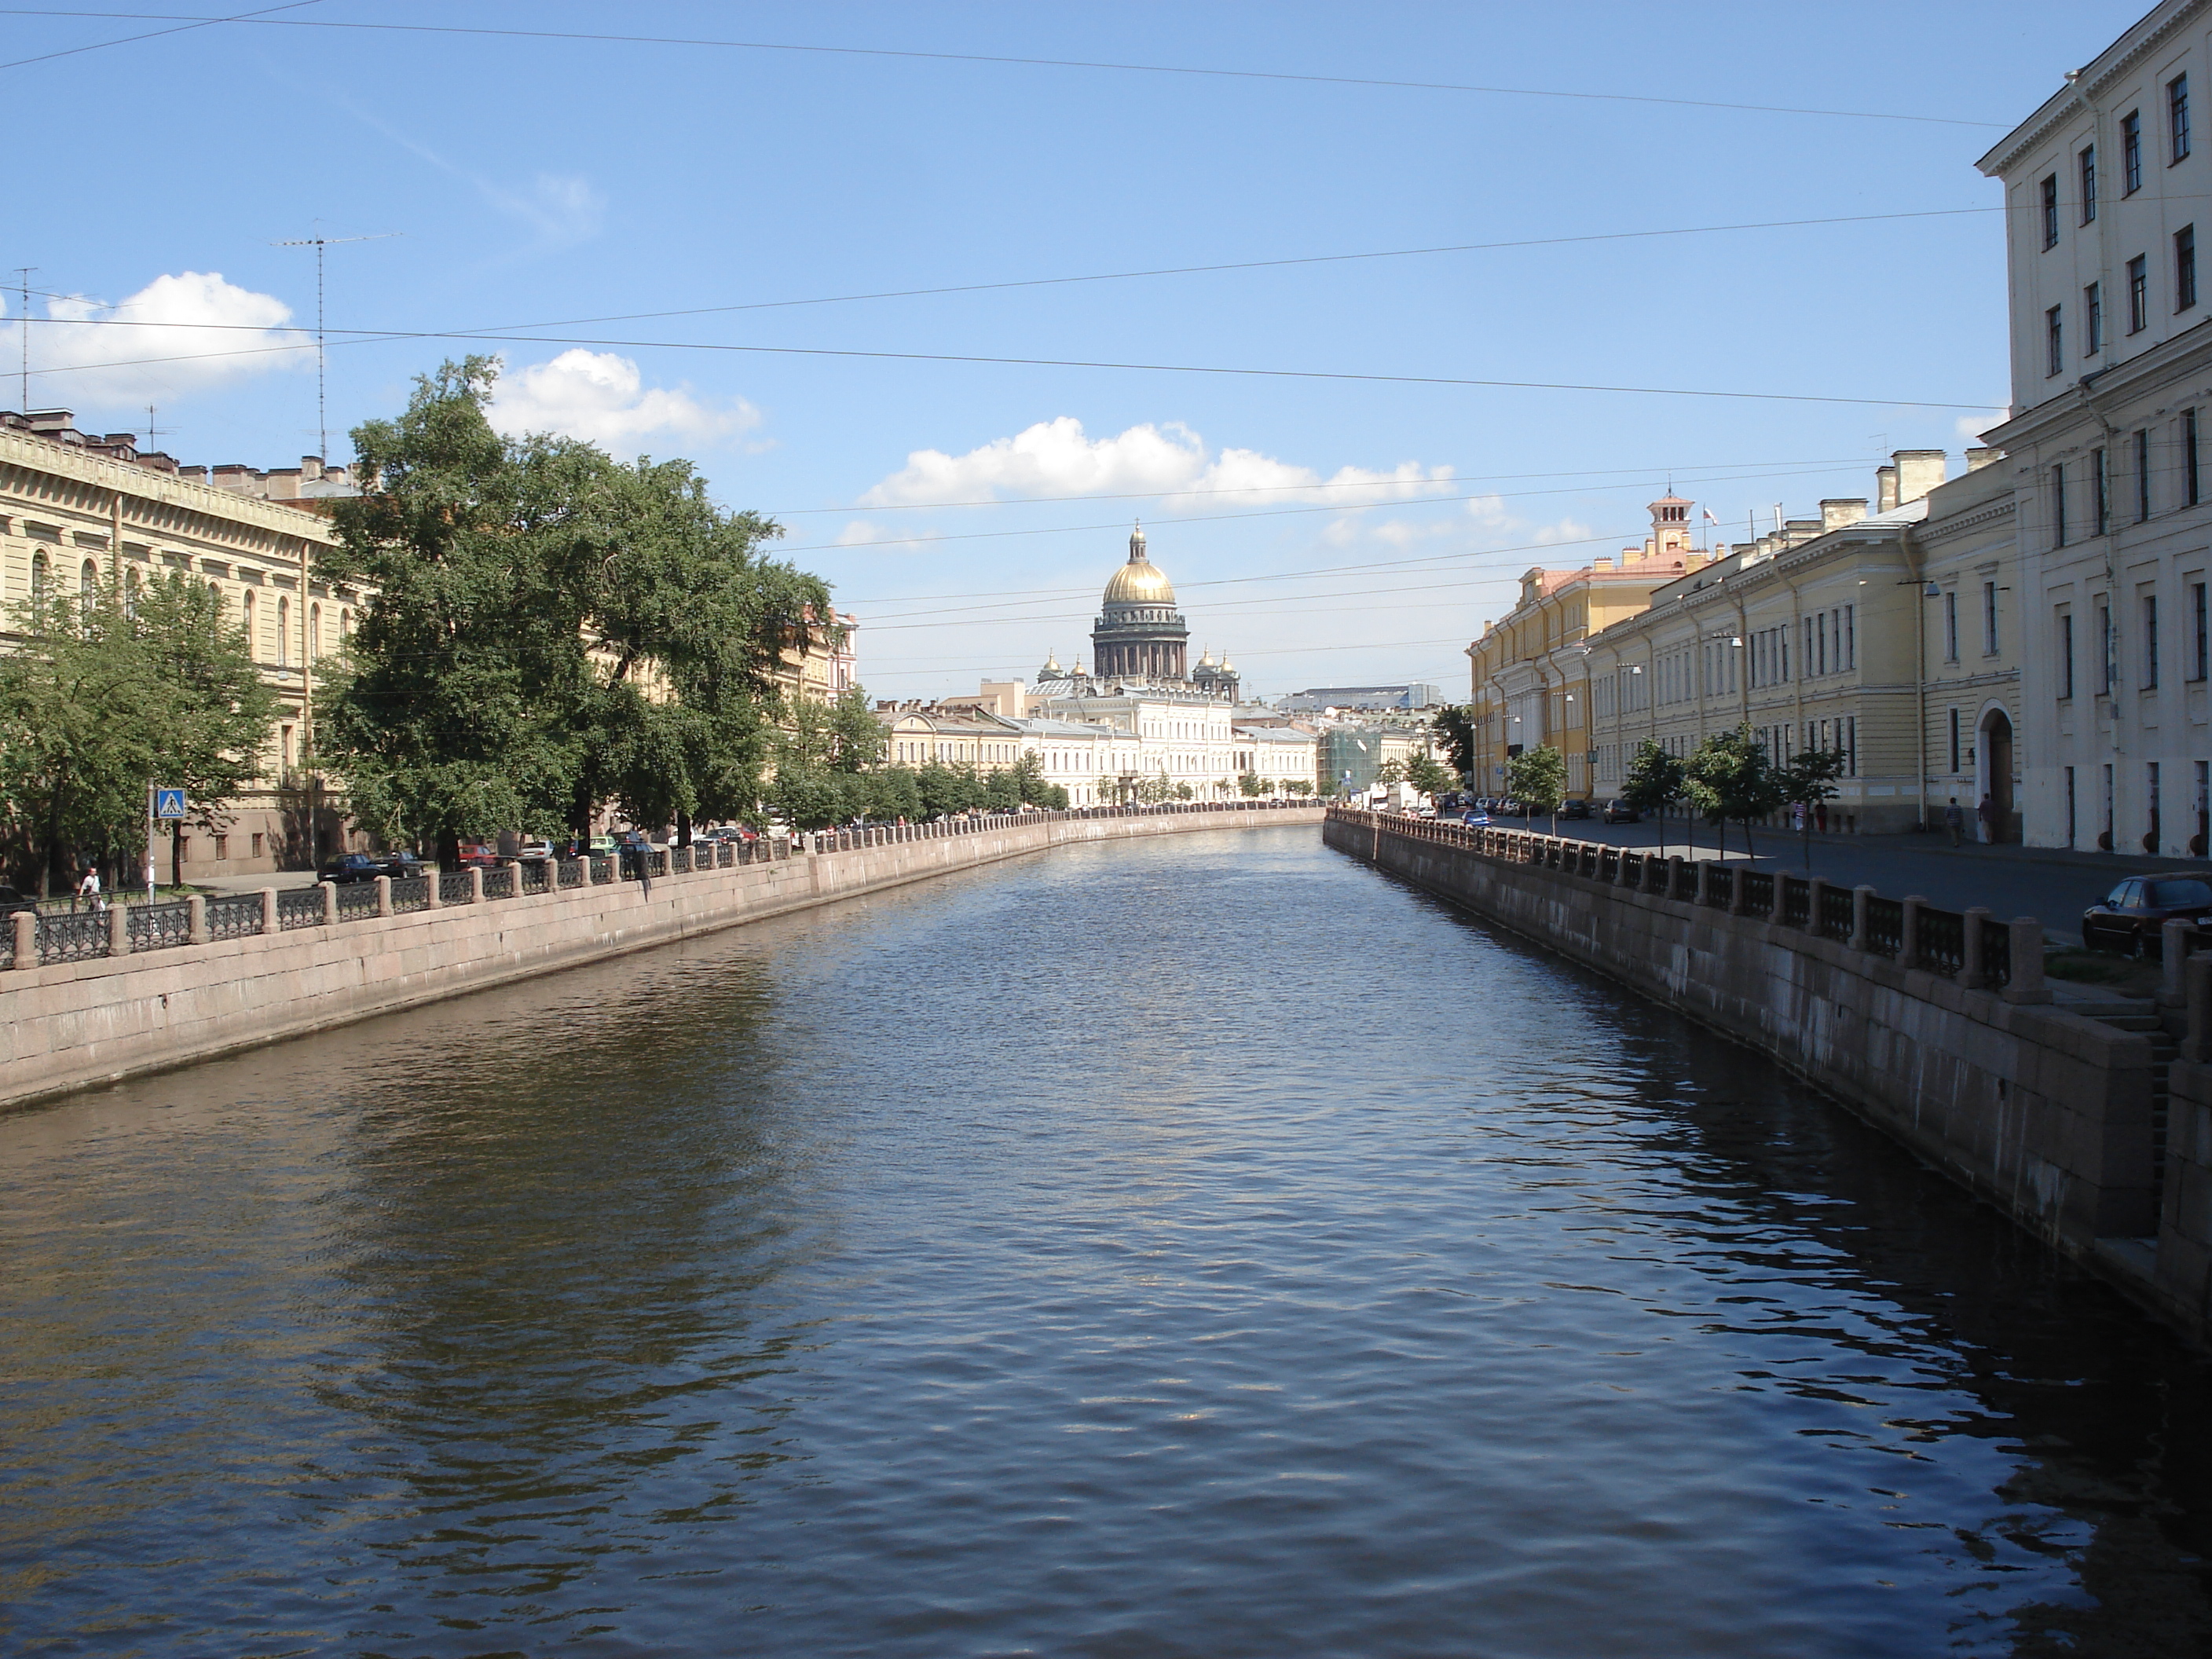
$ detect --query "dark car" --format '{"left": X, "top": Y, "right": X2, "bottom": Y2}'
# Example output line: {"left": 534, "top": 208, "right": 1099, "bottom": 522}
{"left": 1559, "top": 799, "right": 1592, "bottom": 821}
{"left": 2082, "top": 873, "right": 2212, "bottom": 954}
{"left": 317, "top": 852, "right": 426, "bottom": 884}
{"left": 1602, "top": 800, "right": 1643, "bottom": 825}
{"left": 0, "top": 884, "right": 38, "bottom": 917}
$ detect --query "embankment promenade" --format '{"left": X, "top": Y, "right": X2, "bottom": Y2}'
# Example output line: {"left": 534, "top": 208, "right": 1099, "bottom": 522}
{"left": 1, "top": 800, "right": 1320, "bottom": 1113}
{"left": 1324, "top": 806, "right": 2212, "bottom": 1351}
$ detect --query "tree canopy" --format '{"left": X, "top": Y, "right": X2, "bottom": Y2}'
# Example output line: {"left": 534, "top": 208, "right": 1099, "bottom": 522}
{"left": 1503, "top": 745, "right": 1567, "bottom": 828}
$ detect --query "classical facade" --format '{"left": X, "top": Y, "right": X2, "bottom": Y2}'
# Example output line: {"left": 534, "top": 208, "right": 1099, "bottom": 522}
{"left": 0, "top": 411, "right": 362, "bottom": 880}
{"left": 1090, "top": 523, "right": 1188, "bottom": 680}
{"left": 1978, "top": 0, "right": 2212, "bottom": 854}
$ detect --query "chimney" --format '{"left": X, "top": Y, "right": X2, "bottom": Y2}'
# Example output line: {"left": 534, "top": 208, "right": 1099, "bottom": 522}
{"left": 1894, "top": 449, "right": 1947, "bottom": 505}
{"left": 1876, "top": 465, "right": 1900, "bottom": 512}
{"left": 301, "top": 456, "right": 324, "bottom": 482}
{"left": 25, "top": 409, "right": 72, "bottom": 433}
{"left": 1966, "top": 445, "right": 2004, "bottom": 471}
{"left": 1593, "top": 556, "right": 1613, "bottom": 570}
{"left": 1785, "top": 518, "right": 1822, "bottom": 546}
{"left": 1820, "top": 498, "right": 1870, "bottom": 532}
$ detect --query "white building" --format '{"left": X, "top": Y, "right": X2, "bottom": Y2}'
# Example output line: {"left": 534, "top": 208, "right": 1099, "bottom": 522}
{"left": 1981, "top": 0, "right": 2212, "bottom": 852}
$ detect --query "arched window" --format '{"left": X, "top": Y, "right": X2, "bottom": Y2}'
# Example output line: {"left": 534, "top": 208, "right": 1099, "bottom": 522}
{"left": 80, "top": 558, "right": 97, "bottom": 599}
{"left": 29, "top": 549, "right": 48, "bottom": 603}
{"left": 339, "top": 606, "right": 352, "bottom": 641}
{"left": 242, "top": 588, "right": 256, "bottom": 655}
{"left": 123, "top": 567, "right": 140, "bottom": 619}
{"left": 307, "top": 602, "right": 320, "bottom": 661}
{"left": 276, "top": 596, "right": 290, "bottom": 666}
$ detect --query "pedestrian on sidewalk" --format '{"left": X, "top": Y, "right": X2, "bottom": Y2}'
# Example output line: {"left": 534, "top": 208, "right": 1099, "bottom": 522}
{"left": 1944, "top": 797, "right": 1964, "bottom": 847}
{"left": 1976, "top": 793, "right": 1996, "bottom": 844}
{"left": 75, "top": 864, "right": 100, "bottom": 912}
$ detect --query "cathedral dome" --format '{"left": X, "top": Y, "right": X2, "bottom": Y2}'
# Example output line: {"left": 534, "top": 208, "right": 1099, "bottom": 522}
{"left": 1104, "top": 523, "right": 1176, "bottom": 606}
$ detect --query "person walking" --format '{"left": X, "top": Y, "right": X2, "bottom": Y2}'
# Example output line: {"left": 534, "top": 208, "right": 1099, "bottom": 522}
{"left": 75, "top": 864, "right": 100, "bottom": 913}
{"left": 1976, "top": 793, "right": 1996, "bottom": 844}
{"left": 1943, "top": 797, "right": 1965, "bottom": 848}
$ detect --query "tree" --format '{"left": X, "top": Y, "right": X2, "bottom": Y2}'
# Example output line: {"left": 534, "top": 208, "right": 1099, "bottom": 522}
{"left": 0, "top": 569, "right": 278, "bottom": 894}
{"left": 1503, "top": 744, "right": 1568, "bottom": 833}
{"left": 1284, "top": 778, "right": 1313, "bottom": 797}
{"left": 1778, "top": 745, "right": 1850, "bottom": 870}
{"left": 1620, "top": 739, "right": 1686, "bottom": 858}
{"left": 320, "top": 357, "right": 830, "bottom": 865}
{"left": 1683, "top": 725, "right": 1789, "bottom": 859}
{"left": 1374, "top": 756, "right": 1408, "bottom": 786}
{"left": 1433, "top": 704, "right": 1478, "bottom": 782}
{"left": 1404, "top": 752, "right": 1455, "bottom": 796}
{"left": 1238, "top": 770, "right": 1264, "bottom": 797}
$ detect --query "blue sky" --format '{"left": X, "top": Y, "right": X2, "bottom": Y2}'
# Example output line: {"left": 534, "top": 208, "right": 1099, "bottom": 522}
{"left": 5, "top": 1, "right": 2147, "bottom": 700}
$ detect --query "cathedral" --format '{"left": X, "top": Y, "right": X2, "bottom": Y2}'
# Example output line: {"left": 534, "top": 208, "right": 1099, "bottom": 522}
{"left": 1035, "top": 524, "right": 1240, "bottom": 701}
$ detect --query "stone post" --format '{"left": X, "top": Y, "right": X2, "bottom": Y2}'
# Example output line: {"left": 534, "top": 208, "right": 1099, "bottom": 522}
{"left": 108, "top": 903, "right": 130, "bottom": 955}
{"left": 10, "top": 907, "right": 32, "bottom": 966}
{"left": 320, "top": 881, "right": 338, "bottom": 925}
{"left": 186, "top": 894, "right": 207, "bottom": 946}
{"left": 1666, "top": 855, "right": 1685, "bottom": 899}
{"left": 1804, "top": 877, "right": 1826, "bottom": 934}
{"left": 1769, "top": 874, "right": 1790, "bottom": 925}
{"left": 1899, "top": 896, "right": 1925, "bottom": 970}
{"left": 1695, "top": 859, "right": 1716, "bottom": 906}
{"left": 467, "top": 867, "right": 485, "bottom": 904}
{"left": 1961, "top": 906, "right": 1991, "bottom": 988}
{"left": 1848, "top": 884, "right": 1873, "bottom": 953}
{"left": 258, "top": 887, "right": 278, "bottom": 934}
{"left": 423, "top": 868, "right": 441, "bottom": 910}
{"left": 2185, "top": 955, "right": 2212, "bottom": 1063}
{"left": 375, "top": 874, "right": 392, "bottom": 917}
{"left": 2163, "top": 918, "right": 2195, "bottom": 1009}
{"left": 2003, "top": 917, "right": 2052, "bottom": 1005}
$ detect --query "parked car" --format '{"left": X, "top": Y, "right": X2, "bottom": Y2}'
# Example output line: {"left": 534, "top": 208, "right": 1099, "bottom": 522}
{"left": 1602, "top": 800, "right": 1643, "bottom": 825}
{"left": 1560, "top": 798, "right": 1592, "bottom": 821}
{"left": 515, "top": 839, "right": 555, "bottom": 863}
{"left": 317, "top": 852, "right": 427, "bottom": 884}
{"left": 1461, "top": 808, "right": 1492, "bottom": 826}
{"left": 2082, "top": 874, "right": 2212, "bottom": 954}
{"left": 1497, "top": 798, "right": 1525, "bottom": 817}
{"left": 588, "top": 835, "right": 618, "bottom": 859}
{"left": 0, "top": 885, "right": 38, "bottom": 917}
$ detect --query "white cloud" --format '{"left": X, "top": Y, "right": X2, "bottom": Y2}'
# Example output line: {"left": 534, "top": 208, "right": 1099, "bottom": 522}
{"left": 858, "top": 416, "right": 1452, "bottom": 511}
{"left": 26, "top": 271, "right": 303, "bottom": 403}
{"left": 487, "top": 350, "right": 760, "bottom": 450}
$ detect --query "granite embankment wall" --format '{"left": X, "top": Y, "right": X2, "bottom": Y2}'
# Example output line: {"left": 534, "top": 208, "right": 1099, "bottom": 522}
{"left": 1325, "top": 810, "right": 2161, "bottom": 1274}
{"left": 0, "top": 803, "right": 1320, "bottom": 1112}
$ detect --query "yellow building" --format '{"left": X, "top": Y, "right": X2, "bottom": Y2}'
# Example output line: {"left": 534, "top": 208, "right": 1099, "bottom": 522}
{"left": 1464, "top": 494, "right": 1712, "bottom": 799}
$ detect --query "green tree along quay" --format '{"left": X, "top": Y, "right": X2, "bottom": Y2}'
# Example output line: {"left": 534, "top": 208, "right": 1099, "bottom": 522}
{"left": 320, "top": 357, "right": 833, "bottom": 866}
{"left": 0, "top": 571, "right": 279, "bottom": 895}
{"left": 1778, "top": 745, "right": 1851, "bottom": 871}
{"left": 1503, "top": 744, "right": 1567, "bottom": 833}
{"left": 1404, "top": 752, "right": 1456, "bottom": 796}
{"left": 1620, "top": 739, "right": 1686, "bottom": 859}
{"left": 1433, "top": 705, "right": 1478, "bottom": 782}
{"left": 1683, "top": 725, "right": 1790, "bottom": 859}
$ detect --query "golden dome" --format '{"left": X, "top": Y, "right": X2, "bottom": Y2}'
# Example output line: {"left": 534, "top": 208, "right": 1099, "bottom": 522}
{"left": 1104, "top": 522, "right": 1176, "bottom": 606}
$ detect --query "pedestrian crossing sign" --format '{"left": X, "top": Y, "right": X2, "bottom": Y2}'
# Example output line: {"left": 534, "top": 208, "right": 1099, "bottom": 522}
{"left": 154, "top": 788, "right": 187, "bottom": 819}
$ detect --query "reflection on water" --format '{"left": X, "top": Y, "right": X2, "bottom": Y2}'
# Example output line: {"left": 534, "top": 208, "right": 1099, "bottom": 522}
{"left": 2, "top": 826, "right": 2209, "bottom": 1657}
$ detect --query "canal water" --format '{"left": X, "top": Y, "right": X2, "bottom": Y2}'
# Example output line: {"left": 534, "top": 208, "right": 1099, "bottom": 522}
{"left": 3, "top": 826, "right": 2210, "bottom": 1657}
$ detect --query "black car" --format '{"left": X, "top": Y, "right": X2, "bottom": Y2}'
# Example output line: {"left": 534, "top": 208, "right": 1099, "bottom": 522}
{"left": 2082, "top": 873, "right": 2212, "bottom": 954}
{"left": 1602, "top": 800, "right": 1643, "bottom": 825}
{"left": 0, "top": 884, "right": 38, "bottom": 917}
{"left": 1559, "top": 799, "right": 1592, "bottom": 821}
{"left": 317, "top": 851, "right": 427, "bottom": 884}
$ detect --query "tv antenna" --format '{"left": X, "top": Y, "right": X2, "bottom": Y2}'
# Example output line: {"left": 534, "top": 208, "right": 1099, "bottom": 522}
{"left": 12, "top": 266, "right": 35, "bottom": 413}
{"left": 142, "top": 404, "right": 170, "bottom": 453}
{"left": 272, "top": 226, "right": 397, "bottom": 460}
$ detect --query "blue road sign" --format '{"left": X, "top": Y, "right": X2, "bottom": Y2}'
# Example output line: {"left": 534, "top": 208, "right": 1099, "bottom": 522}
{"left": 154, "top": 788, "right": 187, "bottom": 819}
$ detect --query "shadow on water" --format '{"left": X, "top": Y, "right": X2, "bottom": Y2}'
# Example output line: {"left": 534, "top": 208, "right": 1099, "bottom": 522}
{"left": 1371, "top": 863, "right": 2212, "bottom": 1658}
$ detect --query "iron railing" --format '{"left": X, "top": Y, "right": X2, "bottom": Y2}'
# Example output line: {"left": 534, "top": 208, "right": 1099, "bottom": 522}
{"left": 556, "top": 859, "right": 584, "bottom": 889}
{"left": 1864, "top": 895, "right": 1903, "bottom": 958}
{"left": 276, "top": 888, "right": 325, "bottom": 931}
{"left": 482, "top": 866, "right": 516, "bottom": 901}
{"left": 388, "top": 876, "right": 430, "bottom": 914}
{"left": 129, "top": 899, "right": 194, "bottom": 952}
{"left": 1672, "top": 860, "right": 1699, "bottom": 902}
{"left": 1980, "top": 915, "right": 2013, "bottom": 988}
{"left": 438, "top": 870, "right": 474, "bottom": 905}
{"left": 1738, "top": 870, "right": 1774, "bottom": 915}
{"left": 38, "top": 910, "right": 108, "bottom": 964}
{"left": 1915, "top": 906, "right": 1965, "bottom": 973}
{"left": 336, "top": 882, "right": 380, "bottom": 921}
{"left": 589, "top": 857, "right": 614, "bottom": 884}
{"left": 1704, "top": 866, "right": 1734, "bottom": 910}
{"left": 1781, "top": 876, "right": 1811, "bottom": 928}
{"left": 520, "top": 862, "right": 551, "bottom": 894}
{"left": 1818, "top": 884, "right": 1855, "bottom": 943}
{"left": 205, "top": 894, "right": 264, "bottom": 940}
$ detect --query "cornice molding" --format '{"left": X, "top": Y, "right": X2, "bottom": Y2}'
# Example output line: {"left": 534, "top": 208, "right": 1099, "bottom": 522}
{"left": 1979, "top": 0, "right": 2202, "bottom": 177}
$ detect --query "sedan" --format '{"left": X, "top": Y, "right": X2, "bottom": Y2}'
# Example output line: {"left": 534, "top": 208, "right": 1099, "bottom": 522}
{"left": 2081, "top": 873, "right": 2212, "bottom": 954}
{"left": 1559, "top": 799, "right": 1592, "bottom": 821}
{"left": 1461, "top": 808, "right": 1492, "bottom": 826}
{"left": 1602, "top": 800, "right": 1643, "bottom": 825}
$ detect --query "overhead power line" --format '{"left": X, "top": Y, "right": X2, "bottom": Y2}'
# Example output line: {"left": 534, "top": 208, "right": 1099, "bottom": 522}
{"left": 0, "top": 9, "right": 2009, "bottom": 127}
{"left": 0, "top": 0, "right": 315, "bottom": 72}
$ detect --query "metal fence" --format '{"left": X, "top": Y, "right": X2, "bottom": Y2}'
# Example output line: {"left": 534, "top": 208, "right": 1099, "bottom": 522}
{"left": 556, "top": 859, "right": 584, "bottom": 889}
{"left": 276, "top": 888, "right": 324, "bottom": 931}
{"left": 206, "top": 894, "right": 264, "bottom": 940}
{"left": 1980, "top": 914, "right": 2013, "bottom": 988}
{"left": 1865, "top": 895, "right": 1903, "bottom": 958}
{"left": 438, "top": 870, "right": 474, "bottom": 905}
{"left": 1781, "top": 876, "right": 1811, "bottom": 928}
{"left": 1916, "top": 906, "right": 1965, "bottom": 974}
{"left": 129, "top": 899, "right": 194, "bottom": 952}
{"left": 337, "top": 882, "right": 380, "bottom": 921}
{"left": 482, "top": 866, "right": 516, "bottom": 901}
{"left": 1704, "top": 865, "right": 1734, "bottom": 910}
{"left": 1738, "top": 870, "right": 1774, "bottom": 916}
{"left": 389, "top": 876, "right": 431, "bottom": 914}
{"left": 1817, "top": 884, "right": 1855, "bottom": 943}
{"left": 38, "top": 910, "right": 109, "bottom": 964}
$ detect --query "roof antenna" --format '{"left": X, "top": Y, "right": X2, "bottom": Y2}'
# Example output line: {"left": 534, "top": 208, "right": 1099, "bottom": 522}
{"left": 273, "top": 225, "right": 399, "bottom": 460}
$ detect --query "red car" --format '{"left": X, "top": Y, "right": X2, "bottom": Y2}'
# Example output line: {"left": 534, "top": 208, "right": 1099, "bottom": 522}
{"left": 2081, "top": 873, "right": 2212, "bottom": 954}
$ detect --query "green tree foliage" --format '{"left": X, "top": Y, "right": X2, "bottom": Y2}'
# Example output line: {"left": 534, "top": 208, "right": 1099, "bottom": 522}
{"left": 320, "top": 357, "right": 832, "bottom": 864}
{"left": 1776, "top": 744, "right": 1850, "bottom": 867}
{"left": 1433, "top": 705, "right": 1478, "bottom": 779}
{"left": 1619, "top": 738, "right": 1685, "bottom": 852}
{"left": 0, "top": 569, "right": 280, "bottom": 894}
{"left": 1503, "top": 744, "right": 1567, "bottom": 830}
{"left": 1374, "top": 757, "right": 1408, "bottom": 786}
{"left": 1683, "top": 725, "right": 1789, "bottom": 858}
{"left": 1404, "top": 753, "right": 1456, "bottom": 795}
{"left": 1284, "top": 778, "right": 1314, "bottom": 797}
{"left": 1238, "top": 770, "right": 1265, "bottom": 797}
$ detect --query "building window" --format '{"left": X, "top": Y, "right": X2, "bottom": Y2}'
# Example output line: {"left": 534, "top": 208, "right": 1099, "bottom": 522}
{"left": 214, "top": 833, "right": 228, "bottom": 861}
{"left": 2100, "top": 601, "right": 2116, "bottom": 691}
{"left": 2082, "top": 143, "right": 2099, "bottom": 222}
{"left": 1944, "top": 589, "right": 1959, "bottom": 661}
{"left": 2130, "top": 253, "right": 2150, "bottom": 331}
{"left": 2053, "top": 462, "right": 2068, "bottom": 548}
{"left": 276, "top": 596, "right": 289, "bottom": 667}
{"left": 2180, "top": 225, "right": 2199, "bottom": 311}
{"left": 1949, "top": 707, "right": 1961, "bottom": 773}
{"left": 2093, "top": 446, "right": 2109, "bottom": 535}
{"left": 251, "top": 832, "right": 265, "bottom": 859}
{"left": 2196, "top": 581, "right": 2209, "bottom": 679}
{"left": 2137, "top": 429, "right": 2152, "bottom": 521}
{"left": 242, "top": 588, "right": 255, "bottom": 654}
{"left": 2191, "top": 408, "right": 2203, "bottom": 506}
{"left": 2042, "top": 173, "right": 2060, "bottom": 247}
{"left": 2145, "top": 593, "right": 2161, "bottom": 688}
{"left": 2151, "top": 760, "right": 2164, "bottom": 850}
{"left": 1844, "top": 604, "right": 1855, "bottom": 670}
{"left": 2086, "top": 280, "right": 2104, "bottom": 354}
{"left": 2046, "top": 304, "right": 2064, "bottom": 375}
{"left": 1844, "top": 716, "right": 1857, "bottom": 777}
{"left": 2061, "top": 610, "right": 2076, "bottom": 698}
{"left": 2067, "top": 766, "right": 2078, "bottom": 848}
{"left": 1984, "top": 580, "right": 2001, "bottom": 654}
{"left": 2174, "top": 74, "right": 2192, "bottom": 163}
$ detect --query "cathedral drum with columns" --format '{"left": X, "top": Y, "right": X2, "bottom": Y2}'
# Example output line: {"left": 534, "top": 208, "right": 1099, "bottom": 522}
{"left": 1091, "top": 524, "right": 1189, "bottom": 681}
